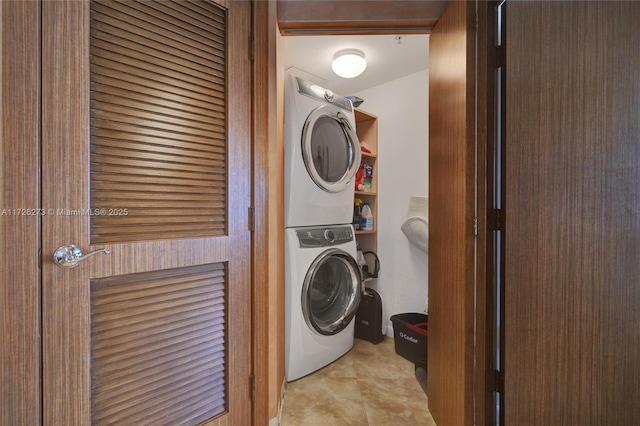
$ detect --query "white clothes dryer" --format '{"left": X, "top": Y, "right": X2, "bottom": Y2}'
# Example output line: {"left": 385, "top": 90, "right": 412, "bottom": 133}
{"left": 285, "top": 224, "right": 362, "bottom": 381}
{"left": 284, "top": 75, "right": 361, "bottom": 228}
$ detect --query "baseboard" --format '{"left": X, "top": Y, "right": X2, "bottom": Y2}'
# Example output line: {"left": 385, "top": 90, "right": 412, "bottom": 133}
{"left": 268, "top": 377, "right": 287, "bottom": 426}
{"left": 386, "top": 324, "right": 394, "bottom": 337}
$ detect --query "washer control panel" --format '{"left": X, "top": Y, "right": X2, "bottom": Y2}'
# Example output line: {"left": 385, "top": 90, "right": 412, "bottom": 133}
{"left": 295, "top": 77, "right": 353, "bottom": 112}
{"left": 296, "top": 225, "right": 354, "bottom": 248}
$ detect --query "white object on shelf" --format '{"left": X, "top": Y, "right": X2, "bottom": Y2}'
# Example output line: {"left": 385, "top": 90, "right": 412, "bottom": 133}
{"left": 360, "top": 203, "right": 374, "bottom": 230}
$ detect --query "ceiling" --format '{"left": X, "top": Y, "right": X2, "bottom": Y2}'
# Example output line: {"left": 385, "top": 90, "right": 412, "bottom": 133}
{"left": 282, "top": 34, "right": 429, "bottom": 96}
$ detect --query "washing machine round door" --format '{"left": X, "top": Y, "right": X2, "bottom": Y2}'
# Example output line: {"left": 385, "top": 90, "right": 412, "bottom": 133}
{"left": 302, "top": 248, "right": 362, "bottom": 336}
{"left": 301, "top": 105, "right": 362, "bottom": 193}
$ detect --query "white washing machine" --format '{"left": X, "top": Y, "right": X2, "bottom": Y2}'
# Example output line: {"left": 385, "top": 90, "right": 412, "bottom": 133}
{"left": 285, "top": 224, "right": 362, "bottom": 381}
{"left": 284, "top": 75, "right": 362, "bottom": 228}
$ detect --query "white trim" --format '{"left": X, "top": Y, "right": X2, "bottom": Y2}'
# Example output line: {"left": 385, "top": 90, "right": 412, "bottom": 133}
{"left": 269, "top": 378, "right": 287, "bottom": 426}
{"left": 387, "top": 324, "right": 395, "bottom": 337}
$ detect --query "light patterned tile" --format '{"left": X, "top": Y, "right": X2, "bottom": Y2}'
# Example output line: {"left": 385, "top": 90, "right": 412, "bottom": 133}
{"left": 280, "top": 376, "right": 368, "bottom": 426}
{"left": 352, "top": 337, "right": 416, "bottom": 379}
{"left": 280, "top": 337, "right": 436, "bottom": 426}
{"left": 358, "top": 376, "right": 435, "bottom": 426}
{"left": 310, "top": 349, "right": 357, "bottom": 379}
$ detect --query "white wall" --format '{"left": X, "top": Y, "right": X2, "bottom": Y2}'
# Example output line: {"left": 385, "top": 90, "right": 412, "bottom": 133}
{"left": 355, "top": 70, "right": 429, "bottom": 336}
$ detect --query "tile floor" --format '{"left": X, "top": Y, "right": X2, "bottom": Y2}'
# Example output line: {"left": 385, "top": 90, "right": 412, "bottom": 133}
{"left": 280, "top": 337, "right": 437, "bottom": 426}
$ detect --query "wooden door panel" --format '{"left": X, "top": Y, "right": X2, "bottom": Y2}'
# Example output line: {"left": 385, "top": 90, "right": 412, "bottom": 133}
{"left": 89, "top": 0, "right": 228, "bottom": 243}
{"left": 42, "top": 1, "right": 251, "bottom": 425}
{"left": 504, "top": 1, "right": 640, "bottom": 423}
{"left": 90, "top": 264, "right": 227, "bottom": 424}
{"left": 428, "top": 1, "right": 477, "bottom": 424}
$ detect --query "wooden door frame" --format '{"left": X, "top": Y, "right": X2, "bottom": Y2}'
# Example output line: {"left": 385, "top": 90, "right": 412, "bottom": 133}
{"left": 1, "top": 2, "right": 42, "bottom": 425}
{"left": 251, "top": 1, "right": 279, "bottom": 424}
{"left": 260, "top": 1, "right": 489, "bottom": 425}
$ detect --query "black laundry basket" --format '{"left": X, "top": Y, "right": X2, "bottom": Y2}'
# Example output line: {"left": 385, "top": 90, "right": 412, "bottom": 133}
{"left": 390, "top": 313, "right": 428, "bottom": 368}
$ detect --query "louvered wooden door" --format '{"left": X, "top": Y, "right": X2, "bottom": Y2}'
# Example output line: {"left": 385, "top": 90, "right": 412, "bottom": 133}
{"left": 41, "top": 1, "right": 252, "bottom": 425}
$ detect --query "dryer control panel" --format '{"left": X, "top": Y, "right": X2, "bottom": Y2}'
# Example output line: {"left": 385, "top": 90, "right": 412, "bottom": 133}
{"left": 296, "top": 226, "right": 354, "bottom": 248}
{"left": 295, "top": 77, "right": 353, "bottom": 112}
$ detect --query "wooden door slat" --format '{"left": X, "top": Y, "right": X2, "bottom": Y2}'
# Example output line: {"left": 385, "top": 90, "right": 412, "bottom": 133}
{"left": 98, "top": 0, "right": 224, "bottom": 49}
{"left": 91, "top": 2, "right": 224, "bottom": 65}
{"left": 91, "top": 90, "right": 225, "bottom": 127}
{"left": 91, "top": 81, "right": 225, "bottom": 119}
{"left": 90, "top": 64, "right": 225, "bottom": 108}
{"left": 90, "top": 263, "right": 228, "bottom": 423}
{"left": 91, "top": 146, "right": 224, "bottom": 168}
{"left": 90, "top": 124, "right": 226, "bottom": 150}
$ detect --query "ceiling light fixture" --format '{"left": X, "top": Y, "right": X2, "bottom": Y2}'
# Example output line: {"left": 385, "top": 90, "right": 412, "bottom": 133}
{"left": 331, "top": 49, "right": 367, "bottom": 79}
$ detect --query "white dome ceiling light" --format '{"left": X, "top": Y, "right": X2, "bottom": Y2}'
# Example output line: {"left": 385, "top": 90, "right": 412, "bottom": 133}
{"left": 331, "top": 49, "right": 367, "bottom": 79}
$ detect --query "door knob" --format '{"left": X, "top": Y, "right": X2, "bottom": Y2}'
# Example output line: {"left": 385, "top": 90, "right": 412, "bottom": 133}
{"left": 53, "top": 244, "right": 110, "bottom": 268}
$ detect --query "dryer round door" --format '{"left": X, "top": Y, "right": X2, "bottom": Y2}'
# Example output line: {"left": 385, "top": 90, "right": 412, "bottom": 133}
{"left": 302, "top": 248, "right": 362, "bottom": 336}
{"left": 301, "top": 105, "right": 362, "bottom": 193}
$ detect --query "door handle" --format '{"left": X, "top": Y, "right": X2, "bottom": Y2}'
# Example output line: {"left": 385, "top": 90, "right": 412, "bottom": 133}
{"left": 53, "top": 244, "right": 110, "bottom": 268}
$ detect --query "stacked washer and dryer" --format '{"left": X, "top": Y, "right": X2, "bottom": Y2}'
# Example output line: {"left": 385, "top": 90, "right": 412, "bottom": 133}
{"left": 284, "top": 75, "right": 364, "bottom": 381}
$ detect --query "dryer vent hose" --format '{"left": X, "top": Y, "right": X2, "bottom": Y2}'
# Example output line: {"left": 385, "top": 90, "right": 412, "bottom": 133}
{"left": 362, "top": 251, "right": 380, "bottom": 279}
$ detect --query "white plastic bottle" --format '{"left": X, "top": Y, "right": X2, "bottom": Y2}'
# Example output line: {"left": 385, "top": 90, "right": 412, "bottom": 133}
{"left": 360, "top": 203, "right": 374, "bottom": 231}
